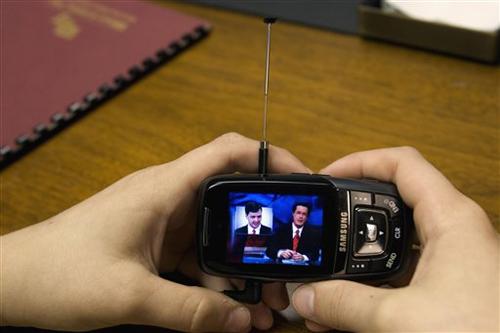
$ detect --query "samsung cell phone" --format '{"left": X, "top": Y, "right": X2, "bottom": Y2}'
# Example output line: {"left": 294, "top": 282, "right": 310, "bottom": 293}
{"left": 197, "top": 173, "right": 413, "bottom": 282}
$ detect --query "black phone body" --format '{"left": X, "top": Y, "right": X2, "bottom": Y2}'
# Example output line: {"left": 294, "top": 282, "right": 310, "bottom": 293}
{"left": 197, "top": 173, "right": 413, "bottom": 283}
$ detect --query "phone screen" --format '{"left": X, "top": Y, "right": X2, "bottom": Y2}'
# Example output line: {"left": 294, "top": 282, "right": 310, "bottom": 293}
{"left": 227, "top": 192, "right": 324, "bottom": 266}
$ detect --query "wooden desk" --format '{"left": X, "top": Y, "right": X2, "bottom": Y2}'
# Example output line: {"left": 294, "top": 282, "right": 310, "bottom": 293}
{"left": 1, "top": 1, "right": 498, "bottom": 332}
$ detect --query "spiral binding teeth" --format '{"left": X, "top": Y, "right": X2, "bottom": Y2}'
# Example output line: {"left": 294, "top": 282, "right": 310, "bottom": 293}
{"left": 142, "top": 57, "right": 157, "bottom": 71}
{"left": 84, "top": 92, "right": 100, "bottom": 106}
{"left": 177, "top": 38, "right": 189, "bottom": 49}
{"left": 114, "top": 74, "right": 130, "bottom": 89}
{"left": 68, "top": 102, "right": 83, "bottom": 115}
{"left": 0, "top": 24, "right": 211, "bottom": 170}
{"left": 156, "top": 49, "right": 169, "bottom": 61}
{"left": 128, "top": 65, "right": 144, "bottom": 80}
{"left": 16, "top": 134, "right": 32, "bottom": 146}
{"left": 196, "top": 25, "right": 211, "bottom": 37}
{"left": 190, "top": 30, "right": 202, "bottom": 41}
{"left": 182, "top": 33, "right": 193, "bottom": 43}
{"left": 0, "top": 146, "right": 13, "bottom": 158}
{"left": 165, "top": 46, "right": 176, "bottom": 57}
{"left": 51, "top": 113, "right": 66, "bottom": 124}
{"left": 98, "top": 83, "right": 115, "bottom": 97}
{"left": 34, "top": 123, "right": 49, "bottom": 135}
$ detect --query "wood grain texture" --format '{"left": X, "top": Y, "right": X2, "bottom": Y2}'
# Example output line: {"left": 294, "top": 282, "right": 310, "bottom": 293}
{"left": 1, "top": 1, "right": 498, "bottom": 332}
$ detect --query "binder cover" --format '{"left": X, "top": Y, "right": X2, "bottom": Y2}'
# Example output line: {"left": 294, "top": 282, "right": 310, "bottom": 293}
{"left": 1, "top": 0, "right": 210, "bottom": 168}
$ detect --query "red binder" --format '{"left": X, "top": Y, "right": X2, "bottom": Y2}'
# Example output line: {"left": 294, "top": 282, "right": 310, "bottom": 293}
{"left": 1, "top": 0, "right": 210, "bottom": 168}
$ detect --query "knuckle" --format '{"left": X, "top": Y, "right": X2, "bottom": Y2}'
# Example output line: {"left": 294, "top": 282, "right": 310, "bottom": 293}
{"left": 120, "top": 278, "right": 157, "bottom": 319}
{"left": 217, "top": 132, "right": 244, "bottom": 145}
{"left": 214, "top": 132, "right": 253, "bottom": 170}
{"left": 373, "top": 293, "right": 398, "bottom": 331}
{"left": 275, "top": 145, "right": 292, "bottom": 157}
{"left": 108, "top": 282, "right": 150, "bottom": 322}
{"left": 118, "top": 166, "right": 155, "bottom": 187}
{"left": 457, "top": 193, "right": 489, "bottom": 222}
{"left": 183, "top": 288, "right": 220, "bottom": 332}
{"left": 324, "top": 284, "right": 349, "bottom": 326}
{"left": 398, "top": 146, "right": 421, "bottom": 158}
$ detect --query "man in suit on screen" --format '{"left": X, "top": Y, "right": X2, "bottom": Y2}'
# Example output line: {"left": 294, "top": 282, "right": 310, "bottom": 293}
{"left": 266, "top": 202, "right": 321, "bottom": 263}
{"left": 230, "top": 201, "right": 272, "bottom": 262}
{"left": 235, "top": 201, "right": 272, "bottom": 236}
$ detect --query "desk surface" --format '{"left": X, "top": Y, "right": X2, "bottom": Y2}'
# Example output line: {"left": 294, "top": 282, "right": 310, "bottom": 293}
{"left": 1, "top": 1, "right": 498, "bottom": 332}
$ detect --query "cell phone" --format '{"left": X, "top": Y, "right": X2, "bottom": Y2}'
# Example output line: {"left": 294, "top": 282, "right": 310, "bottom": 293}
{"left": 195, "top": 19, "right": 413, "bottom": 303}
{"left": 197, "top": 173, "right": 413, "bottom": 282}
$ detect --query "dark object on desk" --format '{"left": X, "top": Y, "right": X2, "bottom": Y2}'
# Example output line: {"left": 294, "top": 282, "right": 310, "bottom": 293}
{"left": 190, "top": 0, "right": 359, "bottom": 34}
{"left": 0, "top": 0, "right": 211, "bottom": 170}
{"left": 358, "top": 2, "right": 500, "bottom": 63}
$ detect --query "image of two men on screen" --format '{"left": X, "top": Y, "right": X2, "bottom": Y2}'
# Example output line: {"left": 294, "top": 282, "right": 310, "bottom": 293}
{"left": 228, "top": 193, "right": 323, "bottom": 266}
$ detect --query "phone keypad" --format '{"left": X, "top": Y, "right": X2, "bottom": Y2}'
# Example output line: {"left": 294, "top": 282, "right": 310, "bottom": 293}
{"left": 354, "top": 208, "right": 388, "bottom": 256}
{"left": 347, "top": 191, "right": 405, "bottom": 274}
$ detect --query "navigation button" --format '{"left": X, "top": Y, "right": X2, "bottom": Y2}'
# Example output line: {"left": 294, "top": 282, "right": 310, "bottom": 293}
{"left": 354, "top": 208, "right": 388, "bottom": 257}
{"left": 365, "top": 223, "right": 378, "bottom": 242}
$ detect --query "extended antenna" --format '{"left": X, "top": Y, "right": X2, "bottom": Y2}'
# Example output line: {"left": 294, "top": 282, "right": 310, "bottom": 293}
{"left": 258, "top": 17, "right": 276, "bottom": 175}
{"left": 224, "top": 18, "right": 277, "bottom": 305}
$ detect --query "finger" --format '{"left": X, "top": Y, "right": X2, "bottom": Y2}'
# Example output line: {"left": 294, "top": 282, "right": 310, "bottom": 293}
{"left": 262, "top": 282, "right": 289, "bottom": 310}
{"left": 228, "top": 280, "right": 288, "bottom": 311}
{"left": 176, "top": 247, "right": 233, "bottom": 291}
{"left": 135, "top": 275, "right": 251, "bottom": 332}
{"left": 319, "top": 147, "right": 463, "bottom": 241}
{"left": 200, "top": 277, "right": 275, "bottom": 330}
{"left": 247, "top": 302, "right": 274, "bottom": 330}
{"left": 172, "top": 132, "right": 311, "bottom": 193}
{"left": 224, "top": 279, "right": 279, "bottom": 329}
{"left": 143, "top": 132, "right": 310, "bottom": 220}
{"left": 178, "top": 254, "right": 283, "bottom": 330}
{"left": 181, "top": 260, "right": 283, "bottom": 330}
{"left": 319, "top": 147, "right": 457, "bottom": 208}
{"left": 229, "top": 278, "right": 244, "bottom": 291}
{"left": 178, "top": 252, "right": 233, "bottom": 292}
{"left": 305, "top": 319, "right": 331, "bottom": 332}
{"left": 292, "top": 281, "right": 391, "bottom": 332}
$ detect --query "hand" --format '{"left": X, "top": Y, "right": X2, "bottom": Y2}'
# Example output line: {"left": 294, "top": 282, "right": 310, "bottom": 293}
{"left": 1, "top": 133, "right": 310, "bottom": 332}
{"left": 279, "top": 249, "right": 295, "bottom": 259}
{"left": 291, "top": 252, "right": 304, "bottom": 261}
{"left": 292, "top": 147, "right": 499, "bottom": 332}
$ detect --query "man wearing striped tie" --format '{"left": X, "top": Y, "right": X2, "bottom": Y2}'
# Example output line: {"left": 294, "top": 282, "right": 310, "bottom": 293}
{"left": 266, "top": 202, "right": 321, "bottom": 264}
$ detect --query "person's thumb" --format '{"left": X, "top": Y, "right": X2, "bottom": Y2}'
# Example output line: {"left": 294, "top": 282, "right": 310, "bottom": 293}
{"left": 134, "top": 275, "right": 251, "bottom": 332}
{"left": 292, "top": 280, "right": 390, "bottom": 332}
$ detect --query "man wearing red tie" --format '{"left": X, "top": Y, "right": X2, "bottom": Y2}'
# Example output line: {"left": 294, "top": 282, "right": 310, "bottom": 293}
{"left": 266, "top": 202, "right": 321, "bottom": 263}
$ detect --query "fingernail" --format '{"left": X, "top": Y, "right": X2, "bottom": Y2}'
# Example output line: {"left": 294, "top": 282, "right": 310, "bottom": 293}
{"left": 293, "top": 285, "right": 315, "bottom": 318}
{"left": 225, "top": 307, "right": 250, "bottom": 332}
